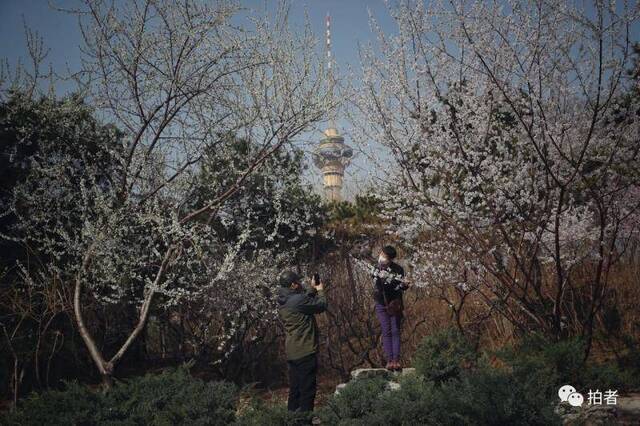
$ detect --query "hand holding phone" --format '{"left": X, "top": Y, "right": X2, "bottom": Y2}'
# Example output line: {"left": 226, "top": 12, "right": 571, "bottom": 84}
{"left": 312, "top": 273, "right": 323, "bottom": 291}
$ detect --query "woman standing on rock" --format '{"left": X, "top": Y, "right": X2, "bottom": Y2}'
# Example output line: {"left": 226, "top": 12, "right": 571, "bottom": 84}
{"left": 372, "top": 245, "right": 410, "bottom": 371}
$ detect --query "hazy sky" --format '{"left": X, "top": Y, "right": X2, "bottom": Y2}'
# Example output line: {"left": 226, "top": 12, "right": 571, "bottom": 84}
{"left": 5, "top": 2, "right": 637, "bottom": 199}
{"left": 0, "top": 0, "right": 397, "bottom": 199}
{"left": 0, "top": 1, "right": 393, "bottom": 77}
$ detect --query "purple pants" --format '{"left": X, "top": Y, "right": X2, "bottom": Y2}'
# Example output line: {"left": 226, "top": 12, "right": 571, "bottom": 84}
{"left": 375, "top": 303, "right": 401, "bottom": 362}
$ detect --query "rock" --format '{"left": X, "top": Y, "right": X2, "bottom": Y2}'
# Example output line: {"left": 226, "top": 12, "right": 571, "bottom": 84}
{"left": 617, "top": 393, "right": 640, "bottom": 424}
{"left": 385, "top": 381, "right": 402, "bottom": 391}
{"left": 334, "top": 383, "right": 348, "bottom": 395}
{"left": 349, "top": 367, "right": 416, "bottom": 381}
{"left": 554, "top": 401, "right": 579, "bottom": 419}
{"left": 555, "top": 394, "right": 640, "bottom": 425}
{"left": 401, "top": 368, "right": 416, "bottom": 376}
{"left": 350, "top": 368, "right": 393, "bottom": 381}
{"left": 555, "top": 401, "right": 613, "bottom": 425}
{"left": 337, "top": 368, "right": 416, "bottom": 395}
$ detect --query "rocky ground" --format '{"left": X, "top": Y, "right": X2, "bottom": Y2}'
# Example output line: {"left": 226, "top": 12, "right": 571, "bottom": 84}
{"left": 555, "top": 394, "right": 640, "bottom": 425}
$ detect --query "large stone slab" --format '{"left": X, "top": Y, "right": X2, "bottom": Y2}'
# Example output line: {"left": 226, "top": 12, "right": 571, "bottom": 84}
{"left": 349, "top": 367, "right": 417, "bottom": 381}
{"left": 336, "top": 368, "right": 418, "bottom": 395}
{"left": 350, "top": 368, "right": 393, "bottom": 381}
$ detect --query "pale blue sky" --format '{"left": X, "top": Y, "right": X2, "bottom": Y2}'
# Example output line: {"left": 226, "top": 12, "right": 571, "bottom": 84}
{"left": 0, "top": 0, "right": 394, "bottom": 198}
{"left": 0, "top": 0, "right": 395, "bottom": 90}
{"left": 3, "top": 1, "right": 638, "bottom": 199}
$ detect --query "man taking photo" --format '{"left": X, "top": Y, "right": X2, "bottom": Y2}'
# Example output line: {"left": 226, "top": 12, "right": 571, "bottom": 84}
{"left": 277, "top": 270, "right": 327, "bottom": 413}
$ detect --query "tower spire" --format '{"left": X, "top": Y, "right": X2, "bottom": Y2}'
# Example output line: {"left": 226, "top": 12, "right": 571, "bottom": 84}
{"left": 326, "top": 12, "right": 336, "bottom": 129}
{"left": 326, "top": 12, "right": 331, "bottom": 71}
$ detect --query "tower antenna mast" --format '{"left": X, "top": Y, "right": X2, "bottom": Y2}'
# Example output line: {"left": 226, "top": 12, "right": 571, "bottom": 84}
{"left": 326, "top": 12, "right": 336, "bottom": 128}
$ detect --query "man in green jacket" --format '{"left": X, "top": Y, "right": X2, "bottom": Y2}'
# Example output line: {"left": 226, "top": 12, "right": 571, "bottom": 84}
{"left": 277, "top": 270, "right": 327, "bottom": 412}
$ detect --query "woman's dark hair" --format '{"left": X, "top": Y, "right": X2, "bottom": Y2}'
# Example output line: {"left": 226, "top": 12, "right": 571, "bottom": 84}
{"left": 382, "top": 245, "right": 397, "bottom": 260}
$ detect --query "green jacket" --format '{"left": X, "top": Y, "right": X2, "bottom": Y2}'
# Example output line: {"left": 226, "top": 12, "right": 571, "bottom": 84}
{"left": 277, "top": 286, "right": 327, "bottom": 361}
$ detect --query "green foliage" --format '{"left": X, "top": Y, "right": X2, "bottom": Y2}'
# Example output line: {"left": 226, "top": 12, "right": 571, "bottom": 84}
{"left": 98, "top": 367, "right": 238, "bottom": 425}
{"left": 317, "top": 334, "right": 640, "bottom": 425}
{"left": 317, "top": 377, "right": 389, "bottom": 425}
{"left": 438, "top": 367, "right": 560, "bottom": 426}
{"left": 190, "top": 134, "right": 325, "bottom": 256}
{"left": 15, "top": 335, "right": 635, "bottom": 426}
{"left": 616, "top": 334, "right": 640, "bottom": 379}
{"left": 581, "top": 362, "right": 639, "bottom": 392}
{"left": 0, "top": 91, "right": 124, "bottom": 274}
{"left": 369, "top": 376, "right": 443, "bottom": 426}
{"left": 0, "top": 91, "right": 125, "bottom": 397}
{"left": 235, "top": 400, "right": 311, "bottom": 426}
{"left": 412, "top": 327, "right": 476, "bottom": 383}
{"left": 327, "top": 194, "right": 383, "bottom": 223}
{"left": 497, "top": 334, "right": 583, "bottom": 386}
{"left": 317, "top": 372, "right": 560, "bottom": 426}
{"left": 1, "top": 381, "right": 100, "bottom": 426}
{"left": 497, "top": 334, "right": 640, "bottom": 392}
{"left": 1, "top": 367, "right": 238, "bottom": 426}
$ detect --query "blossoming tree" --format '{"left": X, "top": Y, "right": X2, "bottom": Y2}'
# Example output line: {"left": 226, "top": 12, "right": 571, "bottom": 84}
{"left": 3, "top": 0, "right": 332, "bottom": 386}
{"left": 354, "top": 0, "right": 640, "bottom": 354}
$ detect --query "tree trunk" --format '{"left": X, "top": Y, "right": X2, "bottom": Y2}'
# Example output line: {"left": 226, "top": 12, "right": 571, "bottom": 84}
{"left": 73, "top": 244, "right": 174, "bottom": 387}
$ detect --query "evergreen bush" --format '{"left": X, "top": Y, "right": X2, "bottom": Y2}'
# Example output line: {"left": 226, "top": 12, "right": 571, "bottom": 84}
{"left": 235, "top": 400, "right": 311, "bottom": 426}
{"left": 1, "top": 381, "right": 99, "bottom": 426}
{"left": 318, "top": 376, "right": 388, "bottom": 424}
{"left": 1, "top": 366, "right": 237, "bottom": 426}
{"left": 412, "top": 327, "right": 476, "bottom": 383}
{"left": 316, "top": 373, "right": 561, "bottom": 426}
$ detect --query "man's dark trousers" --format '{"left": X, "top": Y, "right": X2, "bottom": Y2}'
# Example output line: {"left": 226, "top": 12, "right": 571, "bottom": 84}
{"left": 287, "top": 353, "right": 318, "bottom": 412}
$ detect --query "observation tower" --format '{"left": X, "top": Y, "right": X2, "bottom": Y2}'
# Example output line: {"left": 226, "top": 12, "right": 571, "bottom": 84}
{"left": 313, "top": 13, "right": 353, "bottom": 201}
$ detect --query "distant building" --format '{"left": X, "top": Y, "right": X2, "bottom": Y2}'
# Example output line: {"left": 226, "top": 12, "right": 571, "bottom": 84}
{"left": 313, "top": 13, "right": 353, "bottom": 201}
{"left": 314, "top": 126, "right": 353, "bottom": 201}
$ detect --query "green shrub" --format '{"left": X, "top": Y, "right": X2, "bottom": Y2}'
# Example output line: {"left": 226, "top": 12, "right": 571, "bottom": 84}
{"left": 607, "top": 334, "right": 640, "bottom": 391}
{"left": 413, "top": 327, "right": 476, "bottom": 383}
{"left": 318, "top": 377, "right": 389, "bottom": 424}
{"left": 1, "top": 366, "right": 238, "bottom": 426}
{"left": 497, "top": 334, "right": 640, "bottom": 392}
{"left": 497, "top": 334, "right": 584, "bottom": 386}
{"left": 317, "top": 372, "right": 561, "bottom": 426}
{"left": 233, "top": 335, "right": 637, "bottom": 426}
{"left": 439, "top": 367, "right": 561, "bottom": 426}
{"left": 98, "top": 366, "right": 238, "bottom": 425}
{"left": 358, "top": 376, "right": 446, "bottom": 426}
{"left": 235, "top": 400, "right": 312, "bottom": 426}
{"left": 1, "top": 381, "right": 100, "bottom": 426}
{"left": 581, "top": 362, "right": 639, "bottom": 392}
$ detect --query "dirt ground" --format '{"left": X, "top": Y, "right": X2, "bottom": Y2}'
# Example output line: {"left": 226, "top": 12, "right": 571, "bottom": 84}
{"left": 240, "top": 372, "right": 341, "bottom": 409}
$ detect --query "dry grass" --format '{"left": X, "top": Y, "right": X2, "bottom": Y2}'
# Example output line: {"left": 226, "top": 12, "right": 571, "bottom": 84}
{"left": 313, "top": 251, "right": 640, "bottom": 381}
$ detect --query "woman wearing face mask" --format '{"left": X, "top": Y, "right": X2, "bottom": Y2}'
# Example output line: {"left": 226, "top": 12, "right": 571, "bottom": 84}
{"left": 373, "top": 245, "right": 410, "bottom": 371}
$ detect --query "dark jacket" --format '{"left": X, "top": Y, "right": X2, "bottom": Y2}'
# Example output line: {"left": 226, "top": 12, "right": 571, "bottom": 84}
{"left": 277, "top": 286, "right": 327, "bottom": 361}
{"left": 373, "top": 262, "right": 406, "bottom": 305}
